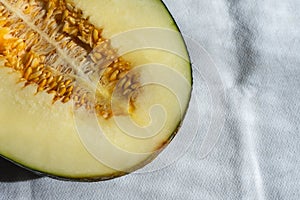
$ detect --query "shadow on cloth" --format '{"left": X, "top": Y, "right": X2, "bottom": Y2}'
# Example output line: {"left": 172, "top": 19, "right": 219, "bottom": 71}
{"left": 0, "top": 156, "right": 41, "bottom": 182}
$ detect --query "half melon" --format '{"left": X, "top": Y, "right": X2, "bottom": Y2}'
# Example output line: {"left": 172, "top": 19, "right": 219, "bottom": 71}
{"left": 0, "top": 0, "right": 192, "bottom": 181}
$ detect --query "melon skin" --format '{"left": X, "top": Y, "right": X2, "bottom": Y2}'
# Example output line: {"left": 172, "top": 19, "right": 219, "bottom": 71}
{"left": 0, "top": 0, "right": 192, "bottom": 181}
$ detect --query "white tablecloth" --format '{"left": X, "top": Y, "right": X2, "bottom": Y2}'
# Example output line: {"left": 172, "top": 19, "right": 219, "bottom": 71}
{"left": 1, "top": 0, "right": 300, "bottom": 199}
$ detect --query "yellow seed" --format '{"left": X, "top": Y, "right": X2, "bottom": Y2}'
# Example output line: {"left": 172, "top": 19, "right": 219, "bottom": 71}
{"left": 55, "top": 65, "right": 62, "bottom": 72}
{"left": 105, "top": 67, "right": 113, "bottom": 75}
{"left": 78, "top": 22, "right": 85, "bottom": 32}
{"left": 52, "top": 95, "right": 61, "bottom": 104}
{"left": 57, "top": 86, "right": 67, "bottom": 96}
{"left": 68, "top": 17, "right": 76, "bottom": 25}
{"left": 12, "top": 39, "right": 23, "bottom": 49}
{"left": 49, "top": 20, "right": 56, "bottom": 29}
{"left": 32, "top": 10, "right": 40, "bottom": 18}
{"left": 62, "top": 22, "right": 70, "bottom": 33}
{"left": 38, "top": 71, "right": 47, "bottom": 80}
{"left": 31, "top": 58, "right": 40, "bottom": 68}
{"left": 118, "top": 71, "right": 127, "bottom": 79}
{"left": 17, "top": 41, "right": 26, "bottom": 51}
{"left": 48, "top": 26, "right": 58, "bottom": 37}
{"left": 23, "top": 81, "right": 32, "bottom": 88}
{"left": 64, "top": 91, "right": 73, "bottom": 97}
{"left": 56, "top": 34, "right": 65, "bottom": 41}
{"left": 0, "top": 17, "right": 7, "bottom": 24}
{"left": 37, "top": 55, "right": 45, "bottom": 63}
{"left": 61, "top": 40, "right": 68, "bottom": 48}
{"left": 47, "top": 76, "right": 54, "bottom": 84}
{"left": 66, "top": 85, "right": 74, "bottom": 92}
{"left": 38, "top": 78, "right": 47, "bottom": 88}
{"left": 90, "top": 54, "right": 97, "bottom": 63}
{"left": 28, "top": 71, "right": 43, "bottom": 81}
{"left": 62, "top": 10, "right": 69, "bottom": 21}
{"left": 93, "top": 29, "right": 99, "bottom": 42}
{"left": 67, "top": 41, "right": 75, "bottom": 49}
{"left": 65, "top": 68, "right": 73, "bottom": 74}
{"left": 66, "top": 3, "right": 74, "bottom": 11}
{"left": 68, "top": 28, "right": 78, "bottom": 36}
{"left": 62, "top": 97, "right": 70, "bottom": 103}
{"left": 15, "top": 60, "right": 21, "bottom": 70}
{"left": 18, "top": 23, "right": 26, "bottom": 30}
{"left": 46, "top": 1, "right": 54, "bottom": 10}
{"left": 78, "top": 35, "right": 87, "bottom": 44}
{"left": 32, "top": 38, "right": 41, "bottom": 46}
{"left": 48, "top": 81, "right": 57, "bottom": 90}
{"left": 123, "top": 79, "right": 131, "bottom": 90}
{"left": 52, "top": 9, "right": 62, "bottom": 17}
{"left": 82, "top": 27, "right": 91, "bottom": 34}
{"left": 36, "top": 79, "right": 47, "bottom": 93}
{"left": 23, "top": 67, "right": 33, "bottom": 80}
{"left": 56, "top": 75, "right": 63, "bottom": 83}
{"left": 31, "top": 77, "right": 40, "bottom": 83}
{"left": 64, "top": 79, "right": 72, "bottom": 86}
{"left": 47, "top": 89, "right": 57, "bottom": 94}
{"left": 45, "top": 71, "right": 51, "bottom": 79}
{"left": 26, "top": 31, "right": 35, "bottom": 39}
{"left": 109, "top": 70, "right": 119, "bottom": 81}
{"left": 25, "top": 53, "right": 34, "bottom": 68}
{"left": 89, "top": 37, "right": 95, "bottom": 48}
{"left": 57, "top": 81, "right": 65, "bottom": 88}
{"left": 34, "top": 65, "right": 44, "bottom": 73}
{"left": 94, "top": 52, "right": 102, "bottom": 60}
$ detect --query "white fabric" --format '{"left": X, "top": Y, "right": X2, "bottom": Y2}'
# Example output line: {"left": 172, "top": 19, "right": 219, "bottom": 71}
{"left": 1, "top": 0, "right": 300, "bottom": 199}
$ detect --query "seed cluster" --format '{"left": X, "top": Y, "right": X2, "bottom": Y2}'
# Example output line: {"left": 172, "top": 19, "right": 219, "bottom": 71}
{"left": 0, "top": 0, "right": 141, "bottom": 119}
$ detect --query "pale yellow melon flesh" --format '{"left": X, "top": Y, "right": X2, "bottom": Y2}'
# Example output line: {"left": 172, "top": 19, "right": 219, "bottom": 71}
{"left": 0, "top": 0, "right": 191, "bottom": 180}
